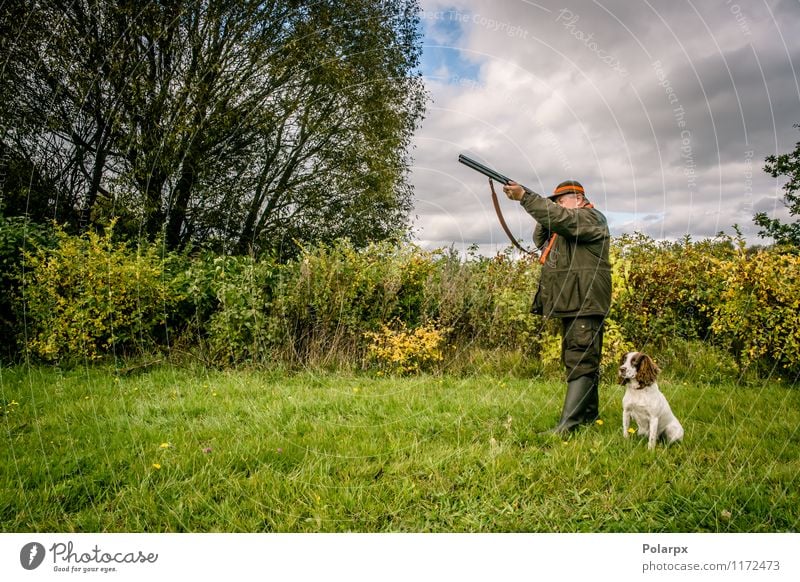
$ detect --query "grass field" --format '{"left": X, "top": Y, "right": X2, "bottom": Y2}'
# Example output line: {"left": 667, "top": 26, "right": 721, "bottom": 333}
{"left": 1, "top": 363, "right": 799, "bottom": 532}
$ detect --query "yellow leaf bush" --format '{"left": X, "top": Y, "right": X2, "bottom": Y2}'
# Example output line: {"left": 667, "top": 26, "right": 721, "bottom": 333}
{"left": 22, "top": 223, "right": 172, "bottom": 362}
{"left": 711, "top": 250, "right": 800, "bottom": 376}
{"left": 365, "top": 322, "right": 451, "bottom": 375}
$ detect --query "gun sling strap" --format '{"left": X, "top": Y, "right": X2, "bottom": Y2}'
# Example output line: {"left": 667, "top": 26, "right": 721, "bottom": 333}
{"left": 488, "top": 178, "right": 536, "bottom": 257}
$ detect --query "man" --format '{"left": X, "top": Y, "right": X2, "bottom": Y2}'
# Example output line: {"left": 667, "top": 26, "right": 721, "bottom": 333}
{"left": 503, "top": 179, "right": 612, "bottom": 434}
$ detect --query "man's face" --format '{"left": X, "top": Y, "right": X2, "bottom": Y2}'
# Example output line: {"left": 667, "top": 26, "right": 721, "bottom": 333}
{"left": 555, "top": 193, "right": 584, "bottom": 209}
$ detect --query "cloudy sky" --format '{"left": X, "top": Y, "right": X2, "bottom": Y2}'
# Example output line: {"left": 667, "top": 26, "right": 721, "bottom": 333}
{"left": 408, "top": 0, "right": 800, "bottom": 254}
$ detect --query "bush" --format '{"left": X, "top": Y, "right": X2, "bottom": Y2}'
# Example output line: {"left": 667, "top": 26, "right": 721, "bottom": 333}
{"left": 365, "top": 321, "right": 451, "bottom": 374}
{"left": 202, "top": 240, "right": 545, "bottom": 369}
{"left": 22, "top": 223, "right": 174, "bottom": 362}
{"left": 198, "top": 255, "right": 278, "bottom": 365}
{"left": 422, "top": 249, "right": 541, "bottom": 350}
{"left": 269, "top": 239, "right": 433, "bottom": 367}
{"left": 610, "top": 232, "right": 800, "bottom": 379}
{"left": 263, "top": 241, "right": 545, "bottom": 371}
{"left": 0, "top": 216, "right": 54, "bottom": 361}
{"left": 711, "top": 249, "right": 800, "bottom": 378}
{"left": 11, "top": 225, "right": 800, "bottom": 380}
{"left": 611, "top": 233, "right": 737, "bottom": 348}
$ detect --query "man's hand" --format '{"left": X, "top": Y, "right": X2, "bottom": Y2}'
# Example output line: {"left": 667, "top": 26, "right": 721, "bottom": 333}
{"left": 503, "top": 181, "right": 525, "bottom": 201}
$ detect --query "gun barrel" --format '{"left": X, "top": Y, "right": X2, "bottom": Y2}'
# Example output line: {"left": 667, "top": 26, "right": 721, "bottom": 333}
{"left": 458, "top": 154, "right": 535, "bottom": 194}
{"left": 458, "top": 154, "right": 511, "bottom": 184}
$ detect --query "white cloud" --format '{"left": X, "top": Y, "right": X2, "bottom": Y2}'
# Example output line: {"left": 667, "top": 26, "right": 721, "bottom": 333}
{"left": 411, "top": 0, "right": 800, "bottom": 251}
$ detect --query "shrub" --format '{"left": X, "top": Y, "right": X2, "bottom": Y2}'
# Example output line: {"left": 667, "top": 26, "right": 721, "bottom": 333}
{"left": 203, "top": 255, "right": 278, "bottom": 365}
{"left": 22, "top": 223, "right": 173, "bottom": 362}
{"left": 365, "top": 321, "right": 451, "bottom": 375}
{"left": 0, "top": 216, "right": 54, "bottom": 361}
{"left": 611, "top": 232, "right": 800, "bottom": 380}
{"left": 611, "top": 233, "right": 736, "bottom": 348}
{"left": 422, "top": 250, "right": 541, "bottom": 350}
{"left": 711, "top": 249, "right": 800, "bottom": 378}
{"left": 601, "top": 317, "right": 634, "bottom": 374}
{"left": 270, "top": 239, "right": 437, "bottom": 367}
{"left": 12, "top": 225, "right": 800, "bottom": 380}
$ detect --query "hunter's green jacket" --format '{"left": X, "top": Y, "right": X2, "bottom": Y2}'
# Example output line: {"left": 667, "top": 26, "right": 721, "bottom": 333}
{"left": 520, "top": 191, "right": 612, "bottom": 319}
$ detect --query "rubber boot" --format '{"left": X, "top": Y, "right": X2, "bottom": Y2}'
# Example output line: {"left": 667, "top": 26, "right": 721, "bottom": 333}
{"left": 547, "top": 375, "right": 597, "bottom": 435}
{"left": 584, "top": 373, "right": 600, "bottom": 424}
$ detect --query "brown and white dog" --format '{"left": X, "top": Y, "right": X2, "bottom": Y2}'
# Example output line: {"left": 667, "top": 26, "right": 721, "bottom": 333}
{"left": 618, "top": 352, "right": 684, "bottom": 450}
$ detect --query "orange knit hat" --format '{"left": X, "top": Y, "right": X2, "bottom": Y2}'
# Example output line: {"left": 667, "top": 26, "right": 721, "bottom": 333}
{"left": 549, "top": 180, "right": 586, "bottom": 200}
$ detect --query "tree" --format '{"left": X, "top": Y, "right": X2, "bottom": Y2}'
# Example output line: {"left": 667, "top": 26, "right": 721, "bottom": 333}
{"left": 0, "top": 0, "right": 425, "bottom": 254}
{"left": 754, "top": 124, "right": 800, "bottom": 248}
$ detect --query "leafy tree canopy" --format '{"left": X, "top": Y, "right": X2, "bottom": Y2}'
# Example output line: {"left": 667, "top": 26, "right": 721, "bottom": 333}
{"left": 754, "top": 124, "right": 800, "bottom": 249}
{"left": 0, "top": 0, "right": 426, "bottom": 256}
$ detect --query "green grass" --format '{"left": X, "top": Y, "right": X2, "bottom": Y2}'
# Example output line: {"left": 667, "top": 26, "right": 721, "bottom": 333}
{"left": 1, "top": 363, "right": 799, "bottom": 532}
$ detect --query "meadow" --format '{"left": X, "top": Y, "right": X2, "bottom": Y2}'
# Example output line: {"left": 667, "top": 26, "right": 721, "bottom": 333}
{"left": 2, "top": 362, "right": 798, "bottom": 532}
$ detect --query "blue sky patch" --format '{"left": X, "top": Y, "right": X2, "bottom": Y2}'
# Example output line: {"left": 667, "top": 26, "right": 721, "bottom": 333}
{"left": 419, "top": 8, "right": 481, "bottom": 83}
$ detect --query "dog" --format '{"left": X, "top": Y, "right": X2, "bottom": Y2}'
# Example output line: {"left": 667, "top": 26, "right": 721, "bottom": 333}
{"left": 618, "top": 351, "right": 684, "bottom": 449}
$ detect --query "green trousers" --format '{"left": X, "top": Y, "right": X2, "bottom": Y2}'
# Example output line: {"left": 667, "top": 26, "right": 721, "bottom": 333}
{"left": 561, "top": 316, "right": 605, "bottom": 381}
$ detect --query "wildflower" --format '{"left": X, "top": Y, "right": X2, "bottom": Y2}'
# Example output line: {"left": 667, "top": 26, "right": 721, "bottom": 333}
{"left": 152, "top": 463, "right": 162, "bottom": 470}
{"left": 595, "top": 419, "right": 604, "bottom": 426}
{"left": 627, "top": 427, "right": 636, "bottom": 434}
{"left": 159, "top": 442, "right": 171, "bottom": 449}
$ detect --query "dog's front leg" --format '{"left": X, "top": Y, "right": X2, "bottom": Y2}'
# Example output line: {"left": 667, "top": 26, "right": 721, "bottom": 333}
{"left": 647, "top": 416, "right": 659, "bottom": 450}
{"left": 622, "top": 409, "right": 631, "bottom": 439}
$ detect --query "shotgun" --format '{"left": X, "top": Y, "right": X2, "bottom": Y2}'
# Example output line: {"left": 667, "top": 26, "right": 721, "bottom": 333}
{"left": 457, "top": 154, "right": 536, "bottom": 195}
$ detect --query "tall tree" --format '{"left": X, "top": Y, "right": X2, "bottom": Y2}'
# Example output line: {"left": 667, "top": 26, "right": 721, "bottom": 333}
{"left": 0, "top": 0, "right": 425, "bottom": 253}
{"left": 754, "top": 124, "right": 800, "bottom": 248}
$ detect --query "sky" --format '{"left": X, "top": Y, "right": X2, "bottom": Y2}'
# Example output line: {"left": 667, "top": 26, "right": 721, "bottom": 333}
{"left": 408, "top": 0, "right": 800, "bottom": 254}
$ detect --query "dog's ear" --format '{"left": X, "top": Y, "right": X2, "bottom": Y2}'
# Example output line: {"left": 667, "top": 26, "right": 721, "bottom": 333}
{"left": 635, "top": 354, "right": 660, "bottom": 385}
